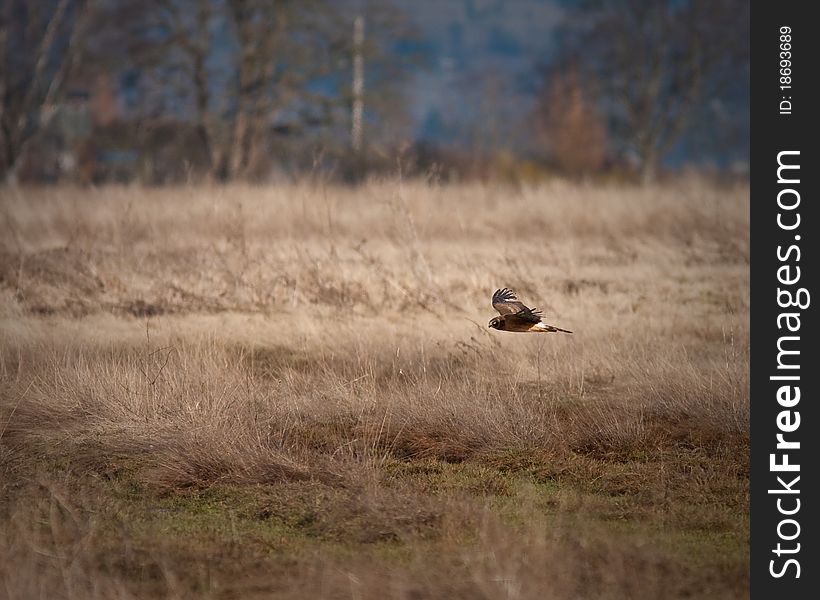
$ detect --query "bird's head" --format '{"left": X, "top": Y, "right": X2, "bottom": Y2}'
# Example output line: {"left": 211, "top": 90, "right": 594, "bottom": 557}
{"left": 488, "top": 317, "right": 502, "bottom": 330}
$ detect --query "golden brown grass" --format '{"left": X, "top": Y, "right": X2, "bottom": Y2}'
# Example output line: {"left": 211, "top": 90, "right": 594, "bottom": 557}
{"left": 0, "top": 178, "right": 749, "bottom": 599}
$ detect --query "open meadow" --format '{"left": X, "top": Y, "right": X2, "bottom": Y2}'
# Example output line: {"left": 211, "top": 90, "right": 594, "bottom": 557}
{"left": 0, "top": 179, "right": 749, "bottom": 599}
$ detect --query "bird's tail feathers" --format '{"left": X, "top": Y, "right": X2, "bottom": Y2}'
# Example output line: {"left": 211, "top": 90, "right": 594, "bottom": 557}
{"left": 539, "top": 322, "right": 573, "bottom": 334}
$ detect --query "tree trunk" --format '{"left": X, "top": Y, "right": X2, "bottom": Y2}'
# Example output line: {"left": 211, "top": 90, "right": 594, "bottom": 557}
{"left": 640, "top": 150, "right": 659, "bottom": 184}
{"left": 229, "top": 110, "right": 250, "bottom": 179}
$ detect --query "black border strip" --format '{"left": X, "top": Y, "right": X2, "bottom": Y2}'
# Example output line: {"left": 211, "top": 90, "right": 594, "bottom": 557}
{"left": 751, "top": 3, "right": 818, "bottom": 597}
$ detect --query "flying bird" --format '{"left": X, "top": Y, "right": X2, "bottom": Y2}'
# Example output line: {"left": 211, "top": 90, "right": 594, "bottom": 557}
{"left": 488, "top": 288, "right": 572, "bottom": 334}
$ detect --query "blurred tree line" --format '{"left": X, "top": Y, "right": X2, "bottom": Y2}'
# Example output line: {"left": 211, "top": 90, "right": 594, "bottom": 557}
{"left": 536, "top": 0, "right": 749, "bottom": 183}
{"left": 0, "top": 0, "right": 748, "bottom": 185}
{"left": 0, "top": 0, "right": 416, "bottom": 184}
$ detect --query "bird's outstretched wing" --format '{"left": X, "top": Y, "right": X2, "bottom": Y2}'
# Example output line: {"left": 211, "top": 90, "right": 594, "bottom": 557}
{"left": 492, "top": 288, "right": 538, "bottom": 317}
{"left": 510, "top": 306, "right": 544, "bottom": 324}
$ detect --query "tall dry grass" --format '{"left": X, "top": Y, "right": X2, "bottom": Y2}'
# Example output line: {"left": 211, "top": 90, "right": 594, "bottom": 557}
{"left": 0, "top": 177, "right": 749, "bottom": 598}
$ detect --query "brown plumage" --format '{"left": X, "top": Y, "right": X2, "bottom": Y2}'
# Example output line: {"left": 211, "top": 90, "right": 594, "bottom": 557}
{"left": 488, "top": 288, "right": 572, "bottom": 334}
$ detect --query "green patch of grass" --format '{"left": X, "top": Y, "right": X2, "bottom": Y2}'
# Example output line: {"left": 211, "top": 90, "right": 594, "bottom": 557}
{"left": 117, "top": 478, "right": 445, "bottom": 561}
{"left": 381, "top": 459, "right": 516, "bottom": 498}
{"left": 379, "top": 453, "right": 748, "bottom": 576}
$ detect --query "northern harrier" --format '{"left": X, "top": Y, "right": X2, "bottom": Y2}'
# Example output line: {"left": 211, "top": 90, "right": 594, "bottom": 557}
{"left": 488, "top": 288, "right": 572, "bottom": 334}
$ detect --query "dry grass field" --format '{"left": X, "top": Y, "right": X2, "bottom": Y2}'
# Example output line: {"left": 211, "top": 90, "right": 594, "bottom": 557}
{"left": 0, "top": 179, "right": 749, "bottom": 599}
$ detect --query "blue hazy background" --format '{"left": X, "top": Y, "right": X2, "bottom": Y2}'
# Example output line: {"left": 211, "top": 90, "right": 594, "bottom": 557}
{"left": 1, "top": 0, "right": 750, "bottom": 184}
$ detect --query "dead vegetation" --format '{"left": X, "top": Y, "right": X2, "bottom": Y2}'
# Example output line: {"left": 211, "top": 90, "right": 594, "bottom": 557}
{"left": 0, "top": 178, "right": 749, "bottom": 599}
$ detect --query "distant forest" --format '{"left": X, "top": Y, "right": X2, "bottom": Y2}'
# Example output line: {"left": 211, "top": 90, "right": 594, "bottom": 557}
{"left": 0, "top": 0, "right": 749, "bottom": 185}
